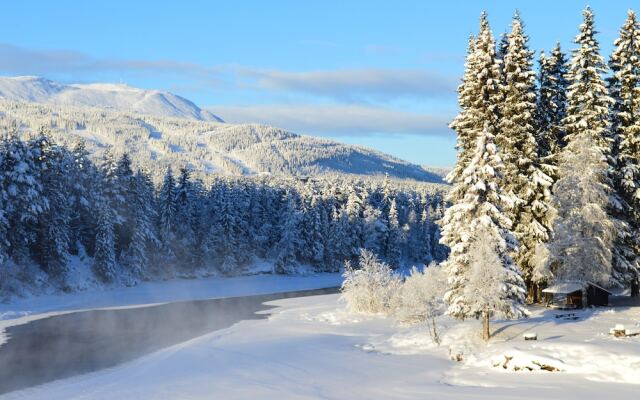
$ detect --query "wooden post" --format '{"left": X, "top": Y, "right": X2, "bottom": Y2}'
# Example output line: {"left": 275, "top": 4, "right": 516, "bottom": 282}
{"left": 482, "top": 311, "right": 490, "bottom": 341}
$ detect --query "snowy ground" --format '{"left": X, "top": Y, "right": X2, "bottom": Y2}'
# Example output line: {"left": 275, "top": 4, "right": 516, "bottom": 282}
{"left": 2, "top": 289, "right": 639, "bottom": 399}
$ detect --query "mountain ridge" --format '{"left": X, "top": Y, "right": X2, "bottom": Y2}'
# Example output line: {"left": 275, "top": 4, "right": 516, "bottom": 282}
{"left": 0, "top": 76, "right": 444, "bottom": 184}
{"left": 0, "top": 76, "right": 223, "bottom": 122}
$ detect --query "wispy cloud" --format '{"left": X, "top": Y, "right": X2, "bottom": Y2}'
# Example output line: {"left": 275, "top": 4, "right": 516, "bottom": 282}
{"left": 210, "top": 104, "right": 453, "bottom": 136}
{"left": 0, "top": 43, "right": 224, "bottom": 83}
{"left": 0, "top": 42, "right": 457, "bottom": 104}
{"left": 0, "top": 42, "right": 457, "bottom": 138}
{"left": 238, "top": 68, "right": 457, "bottom": 101}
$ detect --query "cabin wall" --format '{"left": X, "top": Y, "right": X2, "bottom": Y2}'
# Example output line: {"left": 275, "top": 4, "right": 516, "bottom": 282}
{"left": 586, "top": 286, "right": 609, "bottom": 306}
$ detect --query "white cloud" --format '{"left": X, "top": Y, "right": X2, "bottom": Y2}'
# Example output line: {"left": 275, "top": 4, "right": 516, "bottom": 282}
{"left": 0, "top": 43, "right": 223, "bottom": 83}
{"left": 238, "top": 68, "right": 457, "bottom": 101}
{"left": 0, "top": 42, "right": 458, "bottom": 105}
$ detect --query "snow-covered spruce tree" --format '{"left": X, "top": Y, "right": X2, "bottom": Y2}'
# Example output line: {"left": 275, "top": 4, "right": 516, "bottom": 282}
{"left": 440, "top": 128, "right": 527, "bottom": 341}
{"left": 417, "top": 206, "right": 434, "bottom": 264}
{"left": 217, "top": 186, "right": 250, "bottom": 274}
{"left": 323, "top": 204, "right": 348, "bottom": 271}
{"left": 157, "top": 167, "right": 177, "bottom": 243}
{"left": 317, "top": 196, "right": 335, "bottom": 272}
{"left": 93, "top": 200, "right": 117, "bottom": 282}
{"left": 607, "top": 10, "right": 640, "bottom": 286}
{"left": 362, "top": 200, "right": 384, "bottom": 255}
{"left": 405, "top": 204, "right": 425, "bottom": 263}
{"left": 114, "top": 153, "right": 135, "bottom": 257}
{"left": 497, "top": 12, "right": 554, "bottom": 292}
{"left": 1, "top": 132, "right": 47, "bottom": 262}
{"left": 548, "top": 133, "right": 616, "bottom": 285}
{"left": 0, "top": 147, "right": 8, "bottom": 264}
{"left": 274, "top": 192, "right": 302, "bottom": 274}
{"left": 68, "top": 140, "right": 98, "bottom": 256}
{"left": 99, "top": 150, "right": 122, "bottom": 221}
{"left": 447, "top": 34, "right": 477, "bottom": 184}
{"left": 301, "top": 194, "right": 325, "bottom": 266}
{"left": 536, "top": 43, "right": 569, "bottom": 163}
{"left": 173, "top": 166, "right": 198, "bottom": 271}
{"left": 496, "top": 31, "right": 510, "bottom": 64}
{"left": 547, "top": 7, "right": 621, "bottom": 287}
{"left": 124, "top": 171, "right": 159, "bottom": 279}
{"left": 345, "top": 186, "right": 365, "bottom": 261}
{"left": 449, "top": 13, "right": 510, "bottom": 190}
{"left": 32, "top": 134, "right": 72, "bottom": 279}
{"left": 446, "top": 12, "right": 502, "bottom": 204}
{"left": 564, "top": 8, "right": 613, "bottom": 152}
{"left": 384, "top": 198, "right": 402, "bottom": 268}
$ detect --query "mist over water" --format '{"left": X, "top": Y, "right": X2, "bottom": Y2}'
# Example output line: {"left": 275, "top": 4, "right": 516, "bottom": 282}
{"left": 0, "top": 287, "right": 339, "bottom": 396}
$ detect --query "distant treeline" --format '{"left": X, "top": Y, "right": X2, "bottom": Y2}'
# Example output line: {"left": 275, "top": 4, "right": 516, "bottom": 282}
{"left": 0, "top": 132, "right": 447, "bottom": 295}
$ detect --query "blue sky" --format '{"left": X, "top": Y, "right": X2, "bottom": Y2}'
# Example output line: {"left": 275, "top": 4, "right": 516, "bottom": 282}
{"left": 0, "top": 1, "right": 637, "bottom": 167}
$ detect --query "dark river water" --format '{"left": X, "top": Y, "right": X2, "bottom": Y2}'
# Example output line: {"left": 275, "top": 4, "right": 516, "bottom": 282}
{"left": 0, "top": 287, "right": 339, "bottom": 396}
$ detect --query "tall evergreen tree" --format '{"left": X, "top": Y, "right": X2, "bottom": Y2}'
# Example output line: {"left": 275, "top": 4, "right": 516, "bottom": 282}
{"left": 1, "top": 133, "right": 47, "bottom": 261}
{"left": 448, "top": 34, "right": 478, "bottom": 183}
{"left": 441, "top": 11, "right": 506, "bottom": 289}
{"left": 345, "top": 187, "right": 365, "bottom": 260}
{"left": 362, "top": 200, "right": 384, "bottom": 255}
{"left": 536, "top": 43, "right": 569, "bottom": 162}
{"left": 124, "top": 171, "right": 158, "bottom": 278}
{"left": 498, "top": 12, "right": 554, "bottom": 289}
{"left": 33, "top": 135, "right": 71, "bottom": 279}
{"left": 549, "top": 7, "right": 626, "bottom": 287}
{"left": 608, "top": 10, "right": 640, "bottom": 287}
{"left": 384, "top": 198, "right": 401, "bottom": 268}
{"left": 564, "top": 7, "right": 613, "bottom": 150}
{"left": 158, "top": 167, "right": 177, "bottom": 241}
{"left": 274, "top": 192, "right": 301, "bottom": 274}
{"left": 114, "top": 153, "right": 135, "bottom": 257}
{"left": 94, "top": 200, "right": 117, "bottom": 282}
{"left": 68, "top": 140, "right": 97, "bottom": 256}
{"left": 173, "top": 166, "right": 198, "bottom": 270}
{"left": 447, "top": 12, "right": 503, "bottom": 193}
{"left": 547, "top": 134, "right": 616, "bottom": 286}
{"left": 0, "top": 147, "right": 8, "bottom": 264}
{"left": 301, "top": 194, "right": 325, "bottom": 266}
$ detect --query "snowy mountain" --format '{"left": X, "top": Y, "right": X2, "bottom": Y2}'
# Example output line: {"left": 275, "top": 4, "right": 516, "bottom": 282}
{"left": 0, "top": 76, "right": 223, "bottom": 122}
{"left": 0, "top": 99, "right": 443, "bottom": 183}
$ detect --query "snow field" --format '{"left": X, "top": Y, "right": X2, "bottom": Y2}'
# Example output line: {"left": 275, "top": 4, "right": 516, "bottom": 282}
{"left": 3, "top": 293, "right": 639, "bottom": 399}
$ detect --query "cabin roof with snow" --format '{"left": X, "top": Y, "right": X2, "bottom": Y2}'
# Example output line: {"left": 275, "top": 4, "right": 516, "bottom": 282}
{"left": 542, "top": 281, "right": 612, "bottom": 295}
{"left": 586, "top": 281, "right": 612, "bottom": 295}
{"left": 542, "top": 282, "right": 584, "bottom": 295}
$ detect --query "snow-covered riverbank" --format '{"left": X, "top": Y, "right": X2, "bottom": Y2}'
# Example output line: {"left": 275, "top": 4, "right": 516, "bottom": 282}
{"left": 0, "top": 273, "right": 343, "bottom": 350}
{"left": 3, "top": 292, "right": 640, "bottom": 399}
{"left": 0, "top": 273, "right": 343, "bottom": 321}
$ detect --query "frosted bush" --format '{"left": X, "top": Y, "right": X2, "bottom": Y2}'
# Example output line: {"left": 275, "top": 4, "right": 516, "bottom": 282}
{"left": 340, "top": 250, "right": 401, "bottom": 314}
{"left": 392, "top": 264, "right": 446, "bottom": 325}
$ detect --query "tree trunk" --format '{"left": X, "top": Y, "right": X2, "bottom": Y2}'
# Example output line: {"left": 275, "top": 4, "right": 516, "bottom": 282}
{"left": 482, "top": 311, "right": 490, "bottom": 341}
{"left": 526, "top": 279, "right": 533, "bottom": 303}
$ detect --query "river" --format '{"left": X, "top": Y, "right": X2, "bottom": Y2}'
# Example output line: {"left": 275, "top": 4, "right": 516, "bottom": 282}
{"left": 0, "top": 287, "right": 339, "bottom": 396}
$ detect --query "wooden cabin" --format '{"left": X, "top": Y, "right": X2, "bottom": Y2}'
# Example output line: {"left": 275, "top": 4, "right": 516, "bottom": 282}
{"left": 542, "top": 281, "right": 611, "bottom": 309}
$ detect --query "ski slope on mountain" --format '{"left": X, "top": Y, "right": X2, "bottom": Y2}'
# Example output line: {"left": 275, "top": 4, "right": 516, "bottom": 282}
{"left": 0, "top": 76, "right": 223, "bottom": 122}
